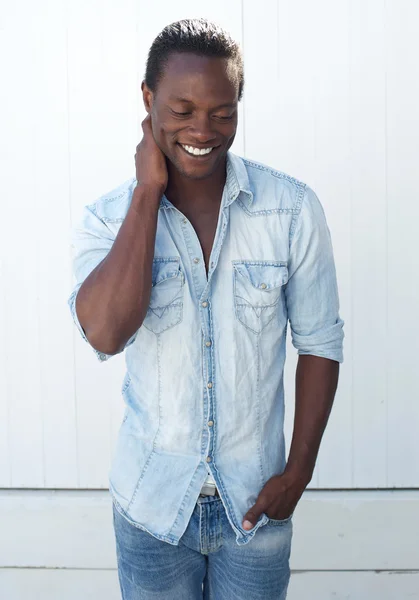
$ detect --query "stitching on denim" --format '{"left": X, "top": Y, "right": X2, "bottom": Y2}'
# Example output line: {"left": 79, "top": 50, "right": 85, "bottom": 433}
{"left": 152, "top": 256, "right": 180, "bottom": 263}
{"left": 126, "top": 337, "right": 162, "bottom": 512}
{"left": 111, "top": 491, "right": 177, "bottom": 545}
{"left": 142, "top": 305, "right": 183, "bottom": 333}
{"left": 149, "top": 299, "right": 183, "bottom": 310}
{"left": 236, "top": 198, "right": 298, "bottom": 216}
{"left": 236, "top": 297, "right": 282, "bottom": 310}
{"left": 232, "top": 260, "right": 288, "bottom": 267}
{"left": 154, "top": 333, "right": 162, "bottom": 451}
{"left": 266, "top": 513, "right": 293, "bottom": 526}
{"left": 199, "top": 501, "right": 204, "bottom": 554}
{"left": 180, "top": 212, "right": 204, "bottom": 304}
{"left": 121, "top": 373, "right": 131, "bottom": 395}
{"left": 255, "top": 335, "right": 265, "bottom": 485}
{"left": 289, "top": 183, "right": 307, "bottom": 243}
{"left": 167, "top": 463, "right": 206, "bottom": 535}
{"left": 242, "top": 158, "right": 305, "bottom": 186}
{"left": 232, "top": 264, "right": 285, "bottom": 334}
{"left": 126, "top": 449, "right": 156, "bottom": 512}
{"left": 207, "top": 298, "right": 216, "bottom": 484}
{"left": 142, "top": 258, "right": 184, "bottom": 333}
{"left": 232, "top": 263, "right": 289, "bottom": 290}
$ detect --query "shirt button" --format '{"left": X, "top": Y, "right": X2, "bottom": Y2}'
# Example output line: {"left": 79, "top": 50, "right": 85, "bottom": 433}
{"left": 208, "top": 420, "right": 214, "bottom": 426}
{"left": 182, "top": 218, "right": 187, "bottom": 224}
{"left": 260, "top": 283, "right": 267, "bottom": 289}
{"left": 207, "top": 382, "right": 213, "bottom": 389}
{"left": 206, "top": 456, "right": 212, "bottom": 463}
{"left": 202, "top": 301, "right": 208, "bottom": 308}
{"left": 205, "top": 341, "right": 212, "bottom": 347}
{"left": 193, "top": 257, "right": 200, "bottom": 264}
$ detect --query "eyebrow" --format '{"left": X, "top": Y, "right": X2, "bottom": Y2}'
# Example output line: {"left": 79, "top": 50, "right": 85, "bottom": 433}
{"left": 168, "top": 95, "right": 236, "bottom": 109}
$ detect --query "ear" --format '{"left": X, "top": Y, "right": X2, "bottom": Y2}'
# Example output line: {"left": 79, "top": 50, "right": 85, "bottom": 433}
{"left": 141, "top": 81, "right": 153, "bottom": 114}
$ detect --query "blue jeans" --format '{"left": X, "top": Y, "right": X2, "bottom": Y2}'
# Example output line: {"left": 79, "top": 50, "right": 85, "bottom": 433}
{"left": 112, "top": 494, "right": 292, "bottom": 599}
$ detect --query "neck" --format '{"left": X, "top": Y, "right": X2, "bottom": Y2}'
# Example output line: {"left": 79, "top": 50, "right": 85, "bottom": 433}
{"left": 165, "top": 157, "right": 227, "bottom": 213}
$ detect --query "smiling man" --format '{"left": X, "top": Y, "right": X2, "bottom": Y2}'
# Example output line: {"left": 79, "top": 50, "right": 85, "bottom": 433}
{"left": 69, "top": 18, "right": 344, "bottom": 600}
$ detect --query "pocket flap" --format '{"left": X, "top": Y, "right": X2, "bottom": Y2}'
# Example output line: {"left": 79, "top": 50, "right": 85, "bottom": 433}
{"left": 152, "top": 257, "right": 181, "bottom": 286}
{"left": 233, "top": 261, "right": 288, "bottom": 290}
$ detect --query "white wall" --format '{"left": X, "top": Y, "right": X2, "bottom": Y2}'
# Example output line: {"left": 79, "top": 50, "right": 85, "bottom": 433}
{"left": 1, "top": 0, "right": 419, "bottom": 597}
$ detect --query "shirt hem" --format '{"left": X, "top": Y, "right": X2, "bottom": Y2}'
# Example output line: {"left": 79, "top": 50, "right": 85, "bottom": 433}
{"left": 109, "top": 484, "right": 180, "bottom": 546}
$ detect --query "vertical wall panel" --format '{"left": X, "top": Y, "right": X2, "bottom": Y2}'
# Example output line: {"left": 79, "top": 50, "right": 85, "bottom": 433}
{"left": 0, "top": 223, "right": 10, "bottom": 486}
{"left": 32, "top": 27, "right": 78, "bottom": 488}
{"left": 350, "top": 0, "right": 387, "bottom": 487}
{"left": 386, "top": 0, "right": 419, "bottom": 487}
{"left": 307, "top": 0, "right": 353, "bottom": 488}
{"left": 0, "top": 28, "right": 10, "bottom": 485}
{"left": 0, "top": 29, "right": 45, "bottom": 487}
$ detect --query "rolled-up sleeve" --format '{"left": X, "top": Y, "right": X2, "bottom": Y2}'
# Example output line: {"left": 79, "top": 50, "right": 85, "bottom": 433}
{"left": 68, "top": 205, "right": 137, "bottom": 362}
{"left": 285, "top": 185, "right": 344, "bottom": 363}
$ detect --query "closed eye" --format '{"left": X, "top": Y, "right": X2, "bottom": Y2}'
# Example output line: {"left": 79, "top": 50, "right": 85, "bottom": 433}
{"left": 171, "top": 109, "right": 191, "bottom": 117}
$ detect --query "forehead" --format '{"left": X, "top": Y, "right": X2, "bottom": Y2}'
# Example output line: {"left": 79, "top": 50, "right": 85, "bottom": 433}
{"left": 156, "top": 52, "right": 238, "bottom": 103}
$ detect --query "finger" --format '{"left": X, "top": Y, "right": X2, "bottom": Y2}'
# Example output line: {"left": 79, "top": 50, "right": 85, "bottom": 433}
{"left": 141, "top": 114, "right": 152, "bottom": 131}
{"left": 242, "top": 498, "right": 269, "bottom": 530}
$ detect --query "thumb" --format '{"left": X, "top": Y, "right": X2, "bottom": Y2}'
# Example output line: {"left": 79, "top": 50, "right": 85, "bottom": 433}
{"left": 242, "top": 496, "right": 268, "bottom": 530}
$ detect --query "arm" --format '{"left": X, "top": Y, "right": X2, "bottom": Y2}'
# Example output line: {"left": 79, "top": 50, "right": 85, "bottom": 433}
{"left": 75, "top": 184, "right": 161, "bottom": 356}
{"left": 70, "top": 115, "right": 168, "bottom": 357}
{"left": 242, "top": 185, "right": 344, "bottom": 529}
{"left": 284, "top": 354, "right": 339, "bottom": 487}
{"left": 284, "top": 184, "right": 343, "bottom": 486}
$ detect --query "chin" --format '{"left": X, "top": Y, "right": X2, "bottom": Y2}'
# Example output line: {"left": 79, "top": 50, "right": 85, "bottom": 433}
{"left": 182, "top": 167, "right": 216, "bottom": 180}
{"left": 172, "top": 150, "right": 227, "bottom": 180}
{"left": 167, "top": 157, "right": 216, "bottom": 181}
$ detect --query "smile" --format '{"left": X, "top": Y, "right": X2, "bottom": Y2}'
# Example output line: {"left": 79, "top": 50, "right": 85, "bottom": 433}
{"left": 180, "top": 144, "right": 214, "bottom": 156}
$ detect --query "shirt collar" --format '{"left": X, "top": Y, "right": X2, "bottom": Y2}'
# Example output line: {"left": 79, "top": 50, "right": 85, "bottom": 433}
{"left": 159, "top": 151, "right": 253, "bottom": 210}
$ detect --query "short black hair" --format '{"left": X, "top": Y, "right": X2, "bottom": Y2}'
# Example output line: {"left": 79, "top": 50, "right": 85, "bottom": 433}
{"left": 145, "top": 18, "right": 244, "bottom": 101}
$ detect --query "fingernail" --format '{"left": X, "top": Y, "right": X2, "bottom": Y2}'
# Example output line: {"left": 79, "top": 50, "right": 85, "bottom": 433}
{"left": 243, "top": 520, "right": 253, "bottom": 530}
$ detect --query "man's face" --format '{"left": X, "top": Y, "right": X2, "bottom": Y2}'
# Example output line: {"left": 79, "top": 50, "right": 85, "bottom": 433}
{"left": 143, "top": 53, "right": 239, "bottom": 180}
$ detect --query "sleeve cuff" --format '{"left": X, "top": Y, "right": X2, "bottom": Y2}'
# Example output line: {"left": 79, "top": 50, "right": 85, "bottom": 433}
{"left": 291, "top": 318, "right": 345, "bottom": 364}
{"left": 68, "top": 284, "right": 111, "bottom": 362}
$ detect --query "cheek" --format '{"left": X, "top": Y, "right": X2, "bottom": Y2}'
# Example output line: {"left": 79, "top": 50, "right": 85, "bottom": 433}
{"left": 225, "top": 123, "right": 237, "bottom": 142}
{"left": 156, "top": 120, "right": 182, "bottom": 143}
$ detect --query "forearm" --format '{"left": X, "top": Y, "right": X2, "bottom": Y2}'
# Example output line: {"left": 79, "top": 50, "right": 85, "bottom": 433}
{"left": 284, "top": 354, "right": 339, "bottom": 486}
{"left": 76, "top": 184, "right": 162, "bottom": 354}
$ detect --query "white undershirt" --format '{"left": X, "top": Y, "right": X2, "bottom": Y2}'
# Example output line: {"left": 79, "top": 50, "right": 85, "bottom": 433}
{"left": 200, "top": 468, "right": 217, "bottom": 492}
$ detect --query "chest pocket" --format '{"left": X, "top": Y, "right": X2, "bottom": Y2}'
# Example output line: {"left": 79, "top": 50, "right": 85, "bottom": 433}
{"left": 232, "top": 261, "right": 289, "bottom": 334}
{"left": 142, "top": 257, "right": 184, "bottom": 334}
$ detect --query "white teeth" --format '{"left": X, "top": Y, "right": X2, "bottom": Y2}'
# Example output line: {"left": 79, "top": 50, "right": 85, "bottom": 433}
{"left": 181, "top": 144, "right": 213, "bottom": 156}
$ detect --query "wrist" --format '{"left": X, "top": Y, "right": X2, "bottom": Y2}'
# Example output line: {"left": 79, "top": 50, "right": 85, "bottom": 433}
{"left": 282, "top": 463, "right": 313, "bottom": 490}
{"left": 134, "top": 181, "right": 165, "bottom": 197}
{"left": 130, "top": 183, "right": 163, "bottom": 213}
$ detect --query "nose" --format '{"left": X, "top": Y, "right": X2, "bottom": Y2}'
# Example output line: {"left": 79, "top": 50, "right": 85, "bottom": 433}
{"left": 190, "top": 114, "right": 217, "bottom": 144}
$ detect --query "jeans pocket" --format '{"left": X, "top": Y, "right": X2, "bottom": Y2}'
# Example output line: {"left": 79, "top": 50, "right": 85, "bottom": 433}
{"left": 266, "top": 512, "right": 293, "bottom": 527}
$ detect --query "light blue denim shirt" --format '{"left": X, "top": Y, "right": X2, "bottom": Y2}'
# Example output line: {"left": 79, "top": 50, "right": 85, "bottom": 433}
{"left": 68, "top": 152, "right": 344, "bottom": 546}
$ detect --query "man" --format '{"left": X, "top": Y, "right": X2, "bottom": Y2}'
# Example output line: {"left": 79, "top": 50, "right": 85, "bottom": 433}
{"left": 69, "top": 18, "right": 344, "bottom": 600}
